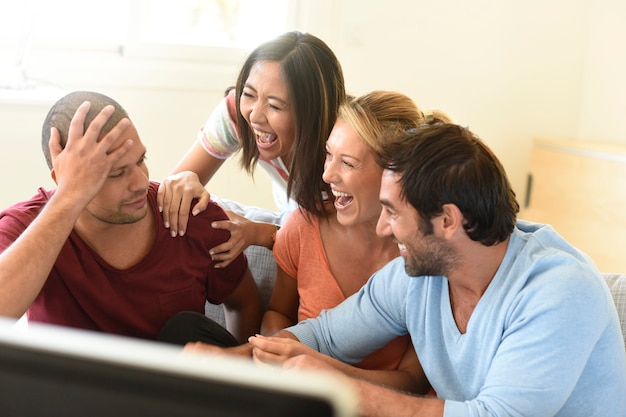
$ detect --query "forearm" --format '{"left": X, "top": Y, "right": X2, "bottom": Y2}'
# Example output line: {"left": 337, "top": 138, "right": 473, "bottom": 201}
{"left": 297, "top": 349, "right": 427, "bottom": 394}
{"left": 0, "top": 193, "right": 81, "bottom": 317}
{"left": 224, "top": 302, "right": 262, "bottom": 344}
{"left": 354, "top": 379, "right": 444, "bottom": 417}
{"left": 251, "top": 222, "right": 279, "bottom": 249}
{"left": 170, "top": 141, "right": 224, "bottom": 185}
{"left": 261, "top": 310, "right": 295, "bottom": 336}
{"left": 336, "top": 363, "right": 429, "bottom": 395}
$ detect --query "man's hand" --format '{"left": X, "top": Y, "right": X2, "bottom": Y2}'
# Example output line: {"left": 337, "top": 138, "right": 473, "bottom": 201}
{"left": 50, "top": 101, "right": 133, "bottom": 206}
{"left": 183, "top": 341, "right": 254, "bottom": 358}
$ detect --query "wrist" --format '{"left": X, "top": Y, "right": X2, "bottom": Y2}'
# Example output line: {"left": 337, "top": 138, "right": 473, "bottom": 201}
{"left": 269, "top": 224, "right": 280, "bottom": 250}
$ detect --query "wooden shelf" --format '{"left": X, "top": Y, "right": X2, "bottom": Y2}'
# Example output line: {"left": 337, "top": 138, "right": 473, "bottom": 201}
{"left": 521, "top": 138, "right": 626, "bottom": 273}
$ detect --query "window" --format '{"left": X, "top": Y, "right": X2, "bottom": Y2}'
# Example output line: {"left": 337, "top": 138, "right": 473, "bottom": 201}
{"left": 124, "top": 0, "right": 290, "bottom": 61}
{"left": 0, "top": 0, "right": 294, "bottom": 89}
{"left": 131, "top": 0, "right": 288, "bottom": 49}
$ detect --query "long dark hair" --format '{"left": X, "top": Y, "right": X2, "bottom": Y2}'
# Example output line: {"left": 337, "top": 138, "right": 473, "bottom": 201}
{"left": 235, "top": 30, "right": 346, "bottom": 217}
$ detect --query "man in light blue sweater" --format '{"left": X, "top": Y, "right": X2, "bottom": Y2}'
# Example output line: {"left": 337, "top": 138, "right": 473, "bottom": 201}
{"left": 248, "top": 124, "right": 626, "bottom": 416}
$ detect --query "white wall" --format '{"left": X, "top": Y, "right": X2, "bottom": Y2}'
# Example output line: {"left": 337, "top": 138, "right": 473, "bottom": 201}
{"left": 578, "top": 0, "right": 626, "bottom": 142}
{"left": 320, "top": 0, "right": 594, "bottom": 205}
{"left": 1, "top": 0, "right": 624, "bottom": 216}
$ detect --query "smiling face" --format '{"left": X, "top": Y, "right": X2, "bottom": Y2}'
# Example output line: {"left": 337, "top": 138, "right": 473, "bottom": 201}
{"left": 84, "top": 122, "right": 150, "bottom": 225}
{"left": 239, "top": 60, "right": 296, "bottom": 165}
{"left": 322, "top": 118, "right": 384, "bottom": 227}
{"left": 377, "top": 169, "right": 457, "bottom": 277}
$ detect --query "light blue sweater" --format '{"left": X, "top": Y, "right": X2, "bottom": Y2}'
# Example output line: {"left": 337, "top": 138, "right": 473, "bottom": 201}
{"left": 289, "top": 221, "right": 626, "bottom": 416}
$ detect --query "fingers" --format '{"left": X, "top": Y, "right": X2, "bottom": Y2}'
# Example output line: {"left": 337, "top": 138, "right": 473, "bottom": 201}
{"left": 209, "top": 234, "right": 244, "bottom": 268}
{"left": 248, "top": 335, "right": 300, "bottom": 365}
{"left": 99, "top": 112, "right": 131, "bottom": 154}
{"left": 64, "top": 101, "right": 131, "bottom": 156}
{"left": 158, "top": 183, "right": 186, "bottom": 236}
{"left": 67, "top": 101, "right": 94, "bottom": 141}
{"left": 158, "top": 172, "right": 208, "bottom": 236}
{"left": 67, "top": 102, "right": 111, "bottom": 145}
{"left": 191, "top": 192, "right": 211, "bottom": 217}
{"left": 209, "top": 219, "right": 243, "bottom": 267}
{"left": 48, "top": 127, "right": 63, "bottom": 160}
{"left": 158, "top": 181, "right": 174, "bottom": 229}
{"left": 156, "top": 183, "right": 166, "bottom": 214}
{"left": 50, "top": 102, "right": 132, "bottom": 206}
{"left": 183, "top": 342, "right": 223, "bottom": 354}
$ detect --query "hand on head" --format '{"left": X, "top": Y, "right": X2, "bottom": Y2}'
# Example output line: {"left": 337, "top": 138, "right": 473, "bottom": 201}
{"left": 50, "top": 101, "right": 133, "bottom": 206}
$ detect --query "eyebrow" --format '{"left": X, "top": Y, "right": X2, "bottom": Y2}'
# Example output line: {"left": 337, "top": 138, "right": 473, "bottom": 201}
{"left": 326, "top": 144, "right": 363, "bottom": 161}
{"left": 111, "top": 148, "right": 147, "bottom": 172}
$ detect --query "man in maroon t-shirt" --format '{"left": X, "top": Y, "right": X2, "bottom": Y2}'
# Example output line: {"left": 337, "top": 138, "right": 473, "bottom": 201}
{"left": 0, "top": 91, "right": 261, "bottom": 343}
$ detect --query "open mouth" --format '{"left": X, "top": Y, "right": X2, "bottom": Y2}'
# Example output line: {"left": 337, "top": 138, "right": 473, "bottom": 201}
{"left": 254, "top": 129, "right": 277, "bottom": 148}
{"left": 332, "top": 189, "right": 353, "bottom": 209}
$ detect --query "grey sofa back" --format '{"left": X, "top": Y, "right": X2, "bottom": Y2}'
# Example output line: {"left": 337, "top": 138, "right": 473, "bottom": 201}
{"left": 605, "top": 273, "right": 626, "bottom": 348}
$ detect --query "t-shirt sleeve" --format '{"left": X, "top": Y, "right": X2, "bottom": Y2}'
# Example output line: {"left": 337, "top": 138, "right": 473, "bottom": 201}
{"left": 272, "top": 209, "right": 308, "bottom": 280}
{"left": 0, "top": 213, "right": 26, "bottom": 252}
{"left": 0, "top": 191, "right": 46, "bottom": 253}
{"left": 197, "top": 90, "right": 241, "bottom": 159}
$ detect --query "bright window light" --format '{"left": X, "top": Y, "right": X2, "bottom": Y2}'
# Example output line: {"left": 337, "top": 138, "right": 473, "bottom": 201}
{"left": 0, "top": 0, "right": 292, "bottom": 88}
{"left": 136, "top": 0, "right": 289, "bottom": 49}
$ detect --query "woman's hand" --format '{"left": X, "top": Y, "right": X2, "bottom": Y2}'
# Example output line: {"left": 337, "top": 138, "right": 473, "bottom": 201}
{"left": 210, "top": 212, "right": 277, "bottom": 268}
{"left": 157, "top": 171, "right": 211, "bottom": 237}
{"left": 248, "top": 334, "right": 320, "bottom": 366}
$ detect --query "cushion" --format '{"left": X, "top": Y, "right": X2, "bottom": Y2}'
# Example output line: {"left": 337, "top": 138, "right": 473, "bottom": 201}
{"left": 204, "top": 196, "right": 282, "bottom": 328}
{"left": 604, "top": 273, "right": 626, "bottom": 348}
{"left": 205, "top": 244, "right": 276, "bottom": 328}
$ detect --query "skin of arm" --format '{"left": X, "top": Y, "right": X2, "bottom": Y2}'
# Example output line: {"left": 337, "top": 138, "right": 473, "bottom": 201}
{"left": 221, "top": 268, "right": 263, "bottom": 343}
{"left": 283, "top": 354, "right": 444, "bottom": 417}
{"left": 249, "top": 334, "right": 430, "bottom": 394}
{"left": 260, "top": 266, "right": 299, "bottom": 335}
{"left": 0, "top": 103, "right": 132, "bottom": 317}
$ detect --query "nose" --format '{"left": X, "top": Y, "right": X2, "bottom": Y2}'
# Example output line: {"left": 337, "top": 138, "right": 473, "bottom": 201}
{"left": 130, "top": 165, "right": 150, "bottom": 192}
{"left": 322, "top": 157, "right": 338, "bottom": 184}
{"left": 248, "top": 101, "right": 266, "bottom": 124}
{"left": 376, "top": 209, "right": 391, "bottom": 238}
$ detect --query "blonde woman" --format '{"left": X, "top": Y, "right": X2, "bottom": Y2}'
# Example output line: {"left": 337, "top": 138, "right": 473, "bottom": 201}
{"left": 262, "top": 91, "right": 453, "bottom": 393}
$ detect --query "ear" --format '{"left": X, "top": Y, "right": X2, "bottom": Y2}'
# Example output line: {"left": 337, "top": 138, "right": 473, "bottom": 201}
{"left": 439, "top": 203, "right": 464, "bottom": 239}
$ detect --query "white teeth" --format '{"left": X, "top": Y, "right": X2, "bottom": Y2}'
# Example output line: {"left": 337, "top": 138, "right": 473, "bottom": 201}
{"left": 254, "top": 129, "right": 273, "bottom": 137}
{"left": 253, "top": 129, "right": 276, "bottom": 144}
{"left": 331, "top": 189, "right": 352, "bottom": 198}
{"left": 398, "top": 243, "right": 406, "bottom": 251}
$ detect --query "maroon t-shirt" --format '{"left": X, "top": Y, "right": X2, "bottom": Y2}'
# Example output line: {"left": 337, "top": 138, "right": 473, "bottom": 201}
{"left": 0, "top": 181, "right": 247, "bottom": 340}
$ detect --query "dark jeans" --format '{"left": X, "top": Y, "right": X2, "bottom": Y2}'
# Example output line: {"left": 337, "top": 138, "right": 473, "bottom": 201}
{"left": 158, "top": 311, "right": 239, "bottom": 348}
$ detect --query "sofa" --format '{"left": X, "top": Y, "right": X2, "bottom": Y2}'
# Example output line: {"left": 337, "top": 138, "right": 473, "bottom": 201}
{"left": 605, "top": 273, "right": 626, "bottom": 347}
{"left": 205, "top": 244, "right": 276, "bottom": 328}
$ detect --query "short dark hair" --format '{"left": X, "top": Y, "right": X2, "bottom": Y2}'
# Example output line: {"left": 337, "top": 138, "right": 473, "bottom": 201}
{"left": 378, "top": 124, "right": 519, "bottom": 245}
{"left": 41, "top": 91, "right": 129, "bottom": 169}
{"left": 234, "top": 30, "right": 346, "bottom": 217}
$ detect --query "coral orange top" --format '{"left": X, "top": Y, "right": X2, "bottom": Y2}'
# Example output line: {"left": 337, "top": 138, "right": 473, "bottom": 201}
{"left": 273, "top": 209, "right": 410, "bottom": 370}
